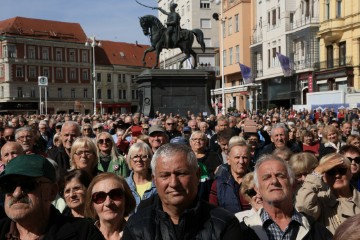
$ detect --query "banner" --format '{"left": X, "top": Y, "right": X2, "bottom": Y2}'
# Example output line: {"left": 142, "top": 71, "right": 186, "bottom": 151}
{"left": 276, "top": 52, "right": 293, "bottom": 77}
{"left": 239, "top": 63, "right": 253, "bottom": 84}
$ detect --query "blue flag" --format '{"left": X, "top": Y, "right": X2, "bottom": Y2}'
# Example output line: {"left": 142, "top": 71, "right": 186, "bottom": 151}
{"left": 239, "top": 63, "right": 252, "bottom": 84}
{"left": 276, "top": 52, "right": 293, "bottom": 77}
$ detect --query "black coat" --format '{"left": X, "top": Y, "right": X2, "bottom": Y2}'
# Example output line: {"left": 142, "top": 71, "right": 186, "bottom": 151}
{"left": 0, "top": 206, "right": 104, "bottom": 240}
{"left": 123, "top": 195, "right": 242, "bottom": 240}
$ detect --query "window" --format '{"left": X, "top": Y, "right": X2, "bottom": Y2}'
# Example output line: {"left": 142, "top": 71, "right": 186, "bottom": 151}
{"left": 0, "top": 65, "right": 4, "bottom": 78}
{"left": 267, "top": 12, "right": 270, "bottom": 26}
{"left": 204, "top": 38, "right": 212, "bottom": 47}
{"left": 30, "top": 88, "right": 35, "bottom": 98}
{"left": 336, "top": 0, "right": 342, "bottom": 18}
{"left": 326, "top": 0, "right": 330, "bottom": 20}
{"left": 278, "top": 7, "right": 280, "bottom": 19}
{"left": 305, "top": 0, "right": 310, "bottom": 17}
{"left": 58, "top": 88, "right": 63, "bottom": 98}
{"left": 0, "top": 86, "right": 3, "bottom": 98}
{"left": 97, "top": 89, "right": 102, "bottom": 99}
{"left": 71, "top": 88, "right": 76, "bottom": 98}
{"left": 235, "top": 45, "right": 240, "bottom": 63}
{"left": 235, "top": 14, "right": 239, "bottom": 32}
{"left": 268, "top": 49, "right": 271, "bottom": 68}
{"left": 42, "top": 47, "right": 49, "bottom": 60}
{"left": 122, "top": 90, "right": 127, "bottom": 99}
{"left": 69, "top": 69, "right": 76, "bottom": 80}
{"left": 82, "top": 70, "right": 89, "bottom": 80}
{"left": 132, "top": 90, "right": 136, "bottom": 100}
{"left": 17, "top": 87, "right": 22, "bottom": 97}
{"left": 16, "top": 66, "right": 24, "bottom": 77}
{"left": 290, "top": 12, "right": 294, "bottom": 24}
{"left": 2, "top": 45, "right": 16, "bottom": 58}
{"left": 200, "top": 19, "right": 211, "bottom": 29}
{"left": 82, "top": 50, "right": 88, "bottom": 63}
{"left": 97, "top": 73, "right": 101, "bottom": 82}
{"left": 272, "top": 48, "right": 277, "bottom": 67}
{"left": 228, "top": 17, "right": 232, "bottom": 35}
{"left": 107, "top": 89, "right": 112, "bottom": 99}
{"left": 339, "top": 42, "right": 346, "bottom": 66}
{"left": 28, "top": 46, "right": 36, "bottom": 59}
{"left": 56, "top": 68, "right": 63, "bottom": 80}
{"left": 83, "top": 88, "right": 88, "bottom": 98}
{"left": 229, "top": 47, "right": 233, "bottom": 65}
{"left": 272, "top": 9, "right": 276, "bottom": 26}
{"left": 223, "top": 50, "right": 227, "bottom": 67}
{"left": 56, "top": 48, "right": 62, "bottom": 61}
{"left": 69, "top": 49, "right": 76, "bottom": 62}
{"left": 29, "top": 66, "right": 36, "bottom": 78}
{"left": 326, "top": 45, "right": 334, "bottom": 68}
{"left": 200, "top": 0, "right": 210, "bottom": 9}
{"left": 43, "top": 68, "right": 49, "bottom": 77}
{"left": 301, "top": 41, "right": 305, "bottom": 57}
{"left": 222, "top": 21, "right": 226, "bottom": 38}
{"left": 107, "top": 73, "right": 112, "bottom": 82}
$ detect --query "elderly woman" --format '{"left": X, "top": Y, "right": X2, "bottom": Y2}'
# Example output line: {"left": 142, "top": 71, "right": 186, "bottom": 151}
{"left": 289, "top": 152, "right": 318, "bottom": 187}
{"left": 96, "top": 132, "right": 129, "bottom": 177}
{"left": 125, "top": 142, "right": 156, "bottom": 211}
{"left": 81, "top": 123, "right": 95, "bottom": 138}
{"left": 296, "top": 153, "right": 360, "bottom": 234}
{"left": 319, "top": 125, "right": 346, "bottom": 159}
{"left": 62, "top": 169, "right": 91, "bottom": 218}
{"left": 85, "top": 173, "right": 136, "bottom": 240}
{"left": 301, "top": 130, "right": 320, "bottom": 157}
{"left": 346, "top": 134, "right": 360, "bottom": 148}
{"left": 235, "top": 172, "right": 263, "bottom": 221}
{"left": 70, "top": 137, "right": 98, "bottom": 179}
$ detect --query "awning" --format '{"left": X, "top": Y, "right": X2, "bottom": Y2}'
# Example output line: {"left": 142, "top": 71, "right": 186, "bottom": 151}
{"left": 335, "top": 77, "right": 347, "bottom": 82}
{"left": 317, "top": 80, "right": 327, "bottom": 84}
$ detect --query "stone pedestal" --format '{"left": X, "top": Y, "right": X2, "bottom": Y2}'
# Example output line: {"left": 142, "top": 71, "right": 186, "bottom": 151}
{"left": 137, "top": 69, "right": 215, "bottom": 117}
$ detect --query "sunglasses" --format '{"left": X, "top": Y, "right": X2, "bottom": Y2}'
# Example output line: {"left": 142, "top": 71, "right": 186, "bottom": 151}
{"left": 0, "top": 179, "right": 51, "bottom": 194}
{"left": 348, "top": 156, "right": 360, "bottom": 164}
{"left": 326, "top": 167, "right": 348, "bottom": 177}
{"left": 98, "top": 138, "right": 112, "bottom": 144}
{"left": 83, "top": 128, "right": 91, "bottom": 131}
{"left": 245, "top": 188, "right": 257, "bottom": 198}
{"left": 91, "top": 188, "right": 124, "bottom": 204}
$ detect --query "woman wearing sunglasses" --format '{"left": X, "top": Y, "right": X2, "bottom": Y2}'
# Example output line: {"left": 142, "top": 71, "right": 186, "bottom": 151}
{"left": 62, "top": 169, "right": 91, "bottom": 218}
{"left": 125, "top": 142, "right": 157, "bottom": 212}
{"left": 70, "top": 137, "right": 99, "bottom": 179}
{"left": 296, "top": 153, "right": 360, "bottom": 234}
{"left": 85, "top": 173, "right": 135, "bottom": 240}
{"left": 96, "top": 132, "right": 129, "bottom": 177}
{"left": 340, "top": 145, "right": 360, "bottom": 191}
{"left": 235, "top": 172, "right": 263, "bottom": 222}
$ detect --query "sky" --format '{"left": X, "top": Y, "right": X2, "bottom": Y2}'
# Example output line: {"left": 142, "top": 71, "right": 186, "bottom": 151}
{"left": 0, "top": 0, "right": 158, "bottom": 45}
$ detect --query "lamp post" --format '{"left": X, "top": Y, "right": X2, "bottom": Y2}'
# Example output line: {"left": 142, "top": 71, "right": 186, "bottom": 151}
{"left": 99, "top": 101, "right": 103, "bottom": 115}
{"left": 85, "top": 36, "right": 101, "bottom": 115}
{"left": 214, "top": 0, "right": 226, "bottom": 115}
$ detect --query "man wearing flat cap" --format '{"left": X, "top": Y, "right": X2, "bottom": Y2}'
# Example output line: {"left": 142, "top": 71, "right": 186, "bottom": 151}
{"left": 148, "top": 125, "right": 169, "bottom": 153}
{"left": 0, "top": 154, "right": 104, "bottom": 239}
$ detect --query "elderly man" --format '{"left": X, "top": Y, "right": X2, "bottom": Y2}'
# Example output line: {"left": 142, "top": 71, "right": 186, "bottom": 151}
{"left": 164, "top": 117, "right": 182, "bottom": 140}
{"left": 239, "top": 154, "right": 332, "bottom": 239}
{"left": 1, "top": 141, "right": 24, "bottom": 165}
{"left": 148, "top": 125, "right": 169, "bottom": 153}
{"left": 0, "top": 155, "right": 104, "bottom": 239}
{"left": 48, "top": 121, "right": 81, "bottom": 179}
{"left": 341, "top": 122, "right": 352, "bottom": 142}
{"left": 209, "top": 116, "right": 230, "bottom": 152}
{"left": 15, "top": 127, "right": 44, "bottom": 155}
{"left": 254, "top": 124, "right": 301, "bottom": 161}
{"left": 123, "top": 143, "right": 242, "bottom": 239}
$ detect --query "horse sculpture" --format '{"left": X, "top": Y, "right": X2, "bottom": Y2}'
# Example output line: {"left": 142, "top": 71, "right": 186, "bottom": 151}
{"left": 139, "top": 15, "right": 206, "bottom": 69}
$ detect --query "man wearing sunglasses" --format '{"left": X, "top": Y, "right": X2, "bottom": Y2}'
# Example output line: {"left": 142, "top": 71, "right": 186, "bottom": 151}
{"left": 340, "top": 145, "right": 360, "bottom": 191}
{"left": 123, "top": 143, "right": 243, "bottom": 239}
{"left": 296, "top": 153, "right": 360, "bottom": 234}
{"left": 0, "top": 155, "right": 104, "bottom": 239}
{"left": 240, "top": 154, "right": 332, "bottom": 239}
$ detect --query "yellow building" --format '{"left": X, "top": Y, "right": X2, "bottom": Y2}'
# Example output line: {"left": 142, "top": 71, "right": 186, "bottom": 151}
{"left": 315, "top": 0, "right": 360, "bottom": 91}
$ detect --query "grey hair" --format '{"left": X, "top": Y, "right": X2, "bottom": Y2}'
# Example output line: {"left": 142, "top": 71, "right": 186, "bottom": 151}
{"left": 151, "top": 143, "right": 198, "bottom": 176}
{"left": 15, "top": 126, "right": 33, "bottom": 140}
{"left": 61, "top": 121, "right": 81, "bottom": 135}
{"left": 253, "top": 154, "right": 295, "bottom": 188}
{"left": 271, "top": 123, "right": 289, "bottom": 136}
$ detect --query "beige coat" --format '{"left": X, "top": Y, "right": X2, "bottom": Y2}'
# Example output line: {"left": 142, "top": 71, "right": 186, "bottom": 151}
{"left": 295, "top": 174, "right": 360, "bottom": 234}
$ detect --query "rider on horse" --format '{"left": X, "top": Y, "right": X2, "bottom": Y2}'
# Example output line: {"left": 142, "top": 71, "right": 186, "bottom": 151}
{"left": 153, "top": 3, "right": 181, "bottom": 48}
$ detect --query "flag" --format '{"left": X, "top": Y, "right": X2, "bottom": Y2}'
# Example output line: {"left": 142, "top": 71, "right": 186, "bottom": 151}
{"left": 239, "top": 63, "right": 253, "bottom": 84}
{"left": 276, "top": 52, "right": 293, "bottom": 77}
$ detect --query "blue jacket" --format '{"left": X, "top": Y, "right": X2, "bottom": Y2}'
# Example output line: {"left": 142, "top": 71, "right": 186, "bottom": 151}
{"left": 126, "top": 171, "right": 157, "bottom": 212}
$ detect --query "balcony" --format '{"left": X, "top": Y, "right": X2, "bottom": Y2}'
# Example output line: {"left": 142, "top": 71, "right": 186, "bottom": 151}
{"left": 313, "top": 57, "right": 352, "bottom": 70}
{"left": 286, "top": 17, "right": 319, "bottom": 32}
{"left": 250, "top": 31, "right": 263, "bottom": 45}
{"left": 255, "top": 69, "right": 263, "bottom": 78}
{"left": 293, "top": 60, "right": 315, "bottom": 70}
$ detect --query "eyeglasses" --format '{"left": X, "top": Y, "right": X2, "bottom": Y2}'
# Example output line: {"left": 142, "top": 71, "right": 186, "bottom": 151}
{"left": 245, "top": 188, "right": 257, "bottom": 198}
{"left": 347, "top": 156, "right": 360, "bottom": 164}
{"left": 191, "top": 138, "right": 205, "bottom": 142}
{"left": 17, "top": 135, "right": 32, "bottom": 140}
{"left": 326, "top": 167, "right": 348, "bottom": 177}
{"left": 0, "top": 179, "right": 51, "bottom": 194}
{"left": 93, "top": 128, "right": 103, "bottom": 131}
{"left": 74, "top": 151, "right": 94, "bottom": 157}
{"left": 131, "top": 154, "right": 149, "bottom": 161}
{"left": 98, "top": 138, "right": 112, "bottom": 144}
{"left": 3, "top": 135, "right": 15, "bottom": 141}
{"left": 83, "top": 128, "right": 91, "bottom": 131}
{"left": 91, "top": 188, "right": 124, "bottom": 204}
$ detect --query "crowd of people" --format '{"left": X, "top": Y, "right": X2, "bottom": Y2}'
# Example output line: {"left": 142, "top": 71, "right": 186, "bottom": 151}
{"left": 0, "top": 106, "right": 358, "bottom": 239}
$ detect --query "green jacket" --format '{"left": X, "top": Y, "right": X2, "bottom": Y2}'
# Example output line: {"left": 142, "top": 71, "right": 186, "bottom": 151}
{"left": 97, "top": 155, "right": 129, "bottom": 177}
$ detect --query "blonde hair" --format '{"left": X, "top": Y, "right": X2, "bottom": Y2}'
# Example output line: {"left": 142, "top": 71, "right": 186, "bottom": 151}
{"left": 70, "top": 137, "right": 98, "bottom": 170}
{"left": 240, "top": 172, "right": 255, "bottom": 202}
{"left": 289, "top": 152, "right": 318, "bottom": 176}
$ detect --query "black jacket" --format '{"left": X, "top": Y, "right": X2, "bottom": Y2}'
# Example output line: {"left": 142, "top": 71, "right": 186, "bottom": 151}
{"left": 0, "top": 206, "right": 104, "bottom": 240}
{"left": 48, "top": 146, "right": 70, "bottom": 179}
{"left": 123, "top": 195, "right": 242, "bottom": 240}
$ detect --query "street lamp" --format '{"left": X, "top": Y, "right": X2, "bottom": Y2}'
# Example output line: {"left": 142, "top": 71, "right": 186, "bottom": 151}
{"left": 99, "top": 101, "right": 103, "bottom": 115}
{"left": 214, "top": 0, "right": 226, "bottom": 115}
{"left": 85, "top": 36, "right": 101, "bottom": 115}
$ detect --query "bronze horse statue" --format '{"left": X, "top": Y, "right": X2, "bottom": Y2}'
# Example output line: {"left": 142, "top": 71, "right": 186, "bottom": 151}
{"left": 139, "top": 15, "right": 205, "bottom": 69}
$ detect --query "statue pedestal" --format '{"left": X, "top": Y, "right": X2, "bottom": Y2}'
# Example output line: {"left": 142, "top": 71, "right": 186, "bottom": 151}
{"left": 137, "top": 69, "right": 215, "bottom": 117}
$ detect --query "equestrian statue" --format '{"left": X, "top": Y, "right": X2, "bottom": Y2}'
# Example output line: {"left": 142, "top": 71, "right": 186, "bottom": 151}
{"left": 138, "top": 2, "right": 206, "bottom": 69}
